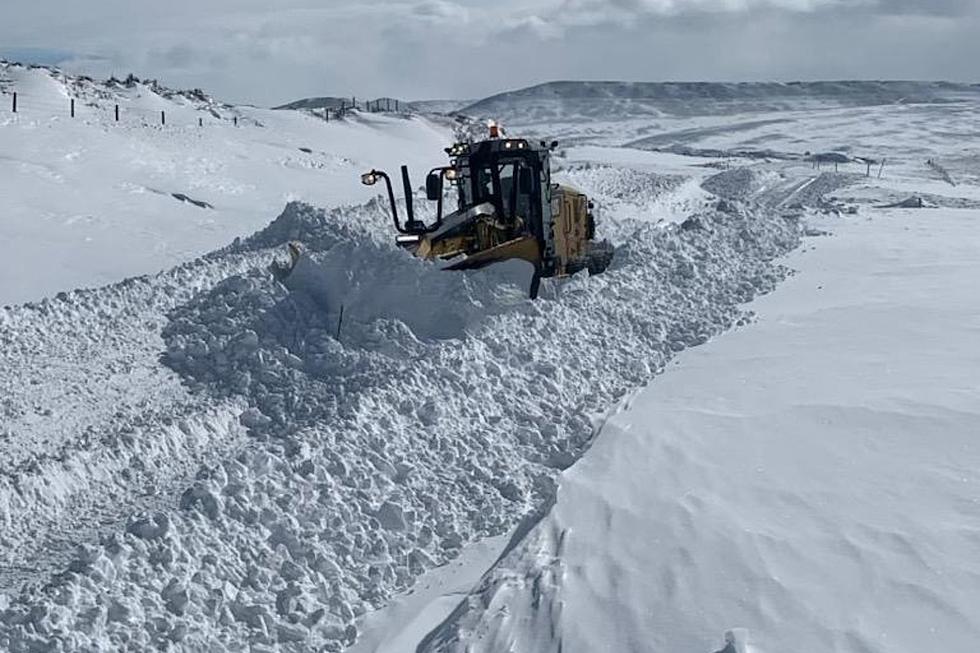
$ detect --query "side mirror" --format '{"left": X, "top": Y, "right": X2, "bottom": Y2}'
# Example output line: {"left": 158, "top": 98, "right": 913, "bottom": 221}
{"left": 426, "top": 171, "right": 442, "bottom": 201}
{"left": 518, "top": 168, "right": 534, "bottom": 194}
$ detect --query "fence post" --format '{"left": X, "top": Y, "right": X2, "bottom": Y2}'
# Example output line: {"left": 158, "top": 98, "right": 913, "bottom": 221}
{"left": 199, "top": 117, "right": 203, "bottom": 127}
{"left": 234, "top": 116, "right": 238, "bottom": 126}
{"left": 12, "top": 92, "right": 16, "bottom": 113}
{"left": 395, "top": 99, "right": 399, "bottom": 112}
{"left": 115, "top": 104, "right": 119, "bottom": 122}
{"left": 161, "top": 110, "right": 166, "bottom": 126}
{"left": 71, "top": 98, "right": 75, "bottom": 118}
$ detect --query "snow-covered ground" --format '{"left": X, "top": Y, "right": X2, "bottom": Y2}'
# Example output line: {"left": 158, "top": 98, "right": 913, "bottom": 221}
{"left": 1, "top": 67, "right": 978, "bottom": 652}
{"left": 0, "top": 62, "right": 449, "bottom": 306}
{"left": 422, "top": 207, "right": 980, "bottom": 653}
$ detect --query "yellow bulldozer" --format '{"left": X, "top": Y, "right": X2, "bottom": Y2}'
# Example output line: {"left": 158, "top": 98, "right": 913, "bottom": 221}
{"left": 359, "top": 123, "right": 613, "bottom": 298}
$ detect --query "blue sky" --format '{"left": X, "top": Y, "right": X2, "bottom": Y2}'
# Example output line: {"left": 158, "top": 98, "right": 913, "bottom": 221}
{"left": 0, "top": 48, "right": 79, "bottom": 66}
{"left": 2, "top": 0, "right": 977, "bottom": 105}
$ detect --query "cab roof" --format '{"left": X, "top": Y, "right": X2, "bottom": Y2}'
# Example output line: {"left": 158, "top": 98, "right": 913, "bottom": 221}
{"left": 447, "top": 137, "right": 554, "bottom": 160}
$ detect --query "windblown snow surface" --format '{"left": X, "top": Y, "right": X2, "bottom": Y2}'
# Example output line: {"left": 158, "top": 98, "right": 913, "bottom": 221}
{"left": 0, "top": 177, "right": 801, "bottom": 651}
{"left": 424, "top": 205, "right": 980, "bottom": 653}
{"left": 2, "top": 69, "right": 979, "bottom": 653}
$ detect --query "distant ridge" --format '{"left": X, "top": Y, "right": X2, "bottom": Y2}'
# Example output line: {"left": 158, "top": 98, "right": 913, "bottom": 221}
{"left": 460, "top": 80, "right": 980, "bottom": 120}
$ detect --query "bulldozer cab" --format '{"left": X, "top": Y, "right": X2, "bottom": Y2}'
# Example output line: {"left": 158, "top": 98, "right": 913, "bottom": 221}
{"left": 450, "top": 140, "right": 548, "bottom": 241}
{"left": 359, "top": 129, "right": 613, "bottom": 298}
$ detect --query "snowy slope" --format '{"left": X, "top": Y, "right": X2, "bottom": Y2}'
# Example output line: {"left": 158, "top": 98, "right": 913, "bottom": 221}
{"left": 0, "top": 62, "right": 450, "bottom": 305}
{"left": 457, "top": 81, "right": 980, "bottom": 164}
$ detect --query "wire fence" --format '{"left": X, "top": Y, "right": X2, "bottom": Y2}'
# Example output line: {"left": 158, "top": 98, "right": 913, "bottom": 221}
{"left": 1, "top": 86, "right": 410, "bottom": 129}
{"left": 298, "top": 97, "right": 410, "bottom": 122}
{"left": 0, "top": 86, "right": 249, "bottom": 129}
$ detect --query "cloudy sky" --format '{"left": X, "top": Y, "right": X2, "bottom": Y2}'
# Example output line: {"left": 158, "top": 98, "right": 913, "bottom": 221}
{"left": 2, "top": 0, "right": 977, "bottom": 106}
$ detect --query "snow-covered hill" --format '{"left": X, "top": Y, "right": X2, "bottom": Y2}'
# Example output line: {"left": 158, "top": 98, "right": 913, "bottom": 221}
{"left": 1, "top": 65, "right": 979, "bottom": 653}
{"left": 0, "top": 62, "right": 449, "bottom": 305}
{"left": 462, "top": 80, "right": 980, "bottom": 122}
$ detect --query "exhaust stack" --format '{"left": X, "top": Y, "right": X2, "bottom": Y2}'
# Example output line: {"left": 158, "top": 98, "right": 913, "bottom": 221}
{"left": 401, "top": 165, "right": 415, "bottom": 228}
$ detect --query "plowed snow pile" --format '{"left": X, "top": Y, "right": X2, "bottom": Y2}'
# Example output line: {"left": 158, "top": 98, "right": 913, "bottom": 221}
{"left": 0, "top": 170, "right": 801, "bottom": 650}
{"left": 701, "top": 167, "right": 781, "bottom": 200}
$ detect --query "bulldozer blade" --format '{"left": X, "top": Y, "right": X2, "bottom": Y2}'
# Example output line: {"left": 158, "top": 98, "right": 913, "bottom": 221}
{"left": 443, "top": 236, "right": 541, "bottom": 272}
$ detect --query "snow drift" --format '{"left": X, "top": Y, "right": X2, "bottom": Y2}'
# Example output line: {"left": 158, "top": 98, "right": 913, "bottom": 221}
{"left": 0, "top": 173, "right": 801, "bottom": 651}
{"left": 419, "top": 207, "right": 980, "bottom": 653}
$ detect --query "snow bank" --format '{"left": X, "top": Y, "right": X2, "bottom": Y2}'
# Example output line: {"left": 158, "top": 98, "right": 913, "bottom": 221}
{"left": 423, "top": 207, "right": 980, "bottom": 653}
{"left": 0, "top": 180, "right": 800, "bottom": 651}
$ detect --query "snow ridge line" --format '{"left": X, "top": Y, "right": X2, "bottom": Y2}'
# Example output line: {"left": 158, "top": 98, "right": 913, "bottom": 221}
{"left": 0, "top": 178, "right": 803, "bottom": 652}
{"left": 414, "top": 363, "right": 685, "bottom": 653}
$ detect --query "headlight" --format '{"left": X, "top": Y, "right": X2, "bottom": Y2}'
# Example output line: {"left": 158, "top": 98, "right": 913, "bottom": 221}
{"left": 361, "top": 171, "right": 379, "bottom": 186}
{"left": 444, "top": 168, "right": 458, "bottom": 180}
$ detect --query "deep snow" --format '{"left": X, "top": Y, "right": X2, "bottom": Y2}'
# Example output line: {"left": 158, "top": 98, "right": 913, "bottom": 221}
{"left": 2, "top": 64, "right": 979, "bottom": 653}
{"left": 0, "top": 181, "right": 803, "bottom": 651}
{"left": 419, "top": 207, "right": 980, "bottom": 653}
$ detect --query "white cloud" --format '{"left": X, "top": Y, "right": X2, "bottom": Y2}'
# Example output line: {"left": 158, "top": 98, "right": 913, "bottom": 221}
{"left": 412, "top": 0, "right": 472, "bottom": 21}
{"left": 544, "top": 0, "right": 875, "bottom": 29}
{"left": 1, "top": 0, "right": 976, "bottom": 104}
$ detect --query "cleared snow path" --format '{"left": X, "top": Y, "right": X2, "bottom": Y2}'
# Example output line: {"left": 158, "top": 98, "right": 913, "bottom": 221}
{"left": 421, "top": 207, "right": 980, "bottom": 653}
